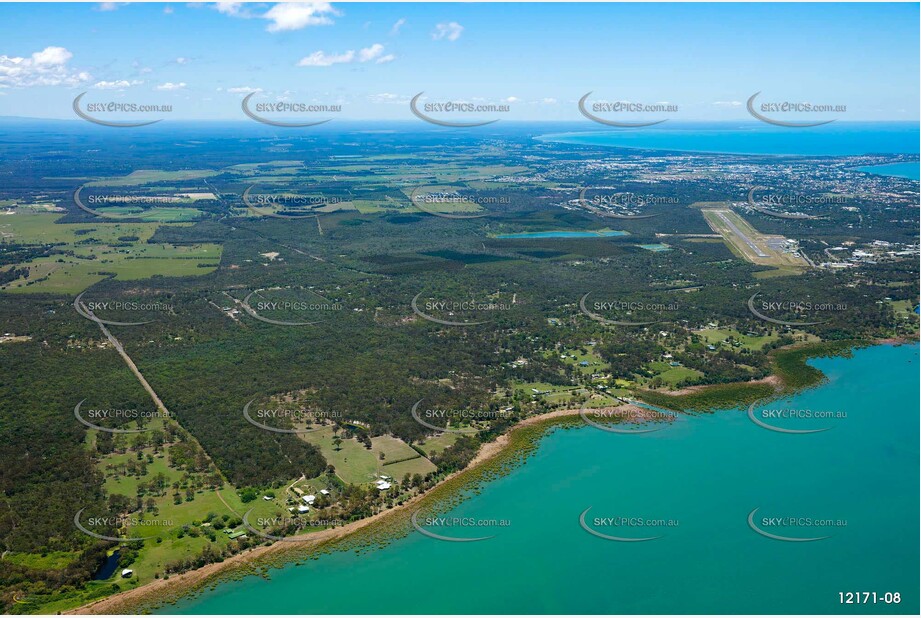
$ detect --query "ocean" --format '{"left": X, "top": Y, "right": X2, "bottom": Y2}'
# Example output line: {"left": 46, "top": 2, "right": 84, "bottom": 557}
{"left": 166, "top": 343, "right": 920, "bottom": 615}
{"left": 535, "top": 122, "right": 920, "bottom": 157}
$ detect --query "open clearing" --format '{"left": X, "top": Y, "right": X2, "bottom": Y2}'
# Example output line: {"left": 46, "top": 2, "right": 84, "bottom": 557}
{"left": 701, "top": 207, "right": 809, "bottom": 269}
{"left": 0, "top": 213, "right": 221, "bottom": 294}
{"left": 300, "top": 426, "right": 436, "bottom": 485}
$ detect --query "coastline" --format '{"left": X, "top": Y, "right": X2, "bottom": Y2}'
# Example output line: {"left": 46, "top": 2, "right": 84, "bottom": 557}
{"left": 65, "top": 338, "right": 919, "bottom": 615}
{"left": 66, "top": 405, "right": 635, "bottom": 615}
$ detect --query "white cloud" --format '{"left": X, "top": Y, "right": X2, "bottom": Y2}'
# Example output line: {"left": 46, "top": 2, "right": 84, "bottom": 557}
{"left": 541, "top": 97, "right": 558, "bottom": 104}
{"left": 358, "top": 44, "right": 384, "bottom": 63}
{"left": 156, "top": 81, "right": 187, "bottom": 90}
{"left": 97, "top": 2, "right": 129, "bottom": 11}
{"left": 432, "top": 21, "right": 463, "bottom": 41}
{"left": 175, "top": 57, "right": 189, "bottom": 65}
{"left": 213, "top": 2, "right": 247, "bottom": 17}
{"left": 33, "top": 47, "right": 73, "bottom": 66}
{"left": 297, "top": 50, "right": 355, "bottom": 67}
{"left": 93, "top": 79, "right": 144, "bottom": 89}
{"left": 263, "top": 2, "right": 339, "bottom": 32}
{"left": 713, "top": 100, "right": 742, "bottom": 107}
{"left": 0, "top": 46, "right": 90, "bottom": 88}
{"left": 297, "top": 43, "right": 393, "bottom": 67}
{"left": 227, "top": 86, "right": 261, "bottom": 94}
{"left": 164, "top": 5, "right": 174, "bottom": 14}
{"left": 369, "top": 92, "right": 408, "bottom": 104}
{"left": 504, "top": 96, "right": 519, "bottom": 103}
{"left": 390, "top": 18, "right": 406, "bottom": 35}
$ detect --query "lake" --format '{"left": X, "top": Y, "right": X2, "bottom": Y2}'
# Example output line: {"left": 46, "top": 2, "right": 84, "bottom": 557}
{"left": 536, "top": 122, "right": 920, "bottom": 156}
{"left": 495, "top": 230, "right": 628, "bottom": 239}
{"left": 166, "top": 343, "right": 919, "bottom": 614}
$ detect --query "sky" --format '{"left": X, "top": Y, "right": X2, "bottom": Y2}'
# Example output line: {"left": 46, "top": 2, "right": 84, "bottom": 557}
{"left": 0, "top": 2, "right": 918, "bottom": 122}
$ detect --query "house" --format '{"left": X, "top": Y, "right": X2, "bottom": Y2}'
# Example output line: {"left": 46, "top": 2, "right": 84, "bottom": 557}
{"left": 263, "top": 495, "right": 272, "bottom": 501}
{"left": 320, "top": 489, "right": 330, "bottom": 496}
{"left": 297, "top": 504, "right": 310, "bottom": 513}
{"left": 376, "top": 481, "right": 392, "bottom": 490}
{"left": 292, "top": 487, "right": 305, "bottom": 495}
{"left": 302, "top": 495, "right": 316, "bottom": 504}
{"left": 121, "top": 568, "right": 133, "bottom": 578}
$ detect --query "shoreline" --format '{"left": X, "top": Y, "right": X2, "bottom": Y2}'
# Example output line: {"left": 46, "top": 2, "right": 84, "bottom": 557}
{"left": 66, "top": 338, "right": 919, "bottom": 615}
{"left": 66, "top": 405, "right": 637, "bottom": 615}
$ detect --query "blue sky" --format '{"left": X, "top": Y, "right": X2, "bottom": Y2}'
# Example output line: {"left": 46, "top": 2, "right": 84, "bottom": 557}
{"left": 0, "top": 2, "right": 918, "bottom": 121}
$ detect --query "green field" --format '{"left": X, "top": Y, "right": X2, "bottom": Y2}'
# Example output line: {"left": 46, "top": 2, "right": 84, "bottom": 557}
{"left": 0, "top": 213, "right": 221, "bottom": 294}
{"left": 86, "top": 169, "right": 219, "bottom": 187}
{"left": 300, "top": 426, "right": 436, "bottom": 485}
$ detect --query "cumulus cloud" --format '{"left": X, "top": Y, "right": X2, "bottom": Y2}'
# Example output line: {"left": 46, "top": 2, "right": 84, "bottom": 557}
{"left": 358, "top": 44, "right": 386, "bottom": 62}
{"left": 226, "top": 86, "right": 261, "bottom": 94}
{"left": 432, "top": 21, "right": 463, "bottom": 41}
{"left": 156, "top": 81, "right": 186, "bottom": 90}
{"left": 207, "top": 2, "right": 339, "bottom": 32}
{"left": 213, "top": 2, "right": 248, "bottom": 17}
{"left": 93, "top": 79, "right": 144, "bottom": 89}
{"left": 97, "top": 2, "right": 129, "bottom": 11}
{"left": 297, "top": 50, "right": 355, "bottom": 67}
{"left": 369, "top": 92, "right": 409, "bottom": 104}
{"left": 0, "top": 46, "right": 90, "bottom": 88}
{"left": 298, "top": 43, "right": 393, "bottom": 67}
{"left": 262, "top": 2, "right": 339, "bottom": 32}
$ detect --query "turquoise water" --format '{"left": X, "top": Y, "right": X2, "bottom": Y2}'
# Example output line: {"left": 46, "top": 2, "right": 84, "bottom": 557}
{"left": 637, "top": 243, "right": 671, "bottom": 252}
{"left": 856, "top": 162, "right": 921, "bottom": 180}
{"left": 536, "top": 123, "right": 920, "bottom": 156}
{"left": 496, "top": 230, "right": 628, "bottom": 239}
{"left": 168, "top": 344, "right": 919, "bottom": 614}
